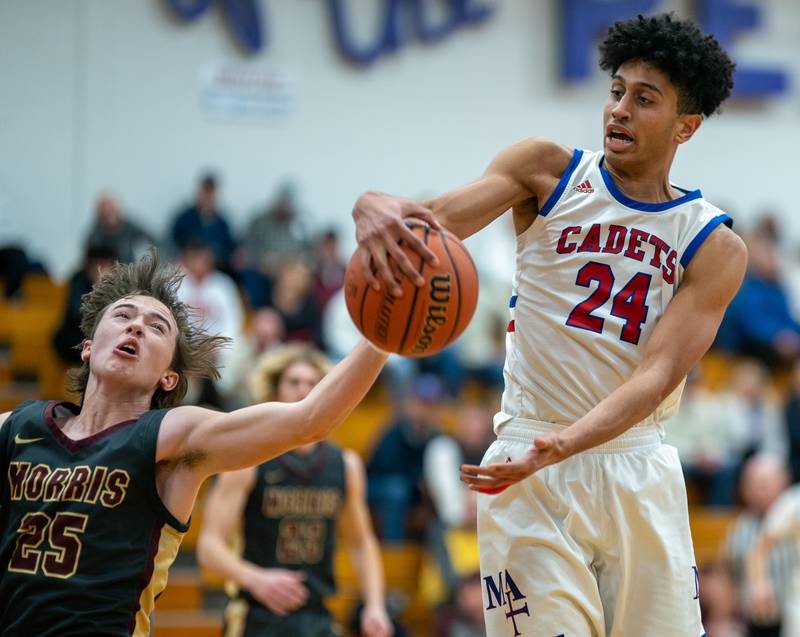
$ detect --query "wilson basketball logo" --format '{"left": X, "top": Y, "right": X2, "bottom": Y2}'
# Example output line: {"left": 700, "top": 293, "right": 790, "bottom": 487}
{"left": 410, "top": 274, "right": 451, "bottom": 355}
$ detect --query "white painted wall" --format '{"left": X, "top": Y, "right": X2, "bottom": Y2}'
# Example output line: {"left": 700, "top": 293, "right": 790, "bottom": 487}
{"left": 0, "top": 0, "right": 798, "bottom": 278}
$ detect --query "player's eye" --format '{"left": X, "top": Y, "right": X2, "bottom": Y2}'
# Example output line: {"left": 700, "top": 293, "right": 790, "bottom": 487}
{"left": 610, "top": 89, "right": 623, "bottom": 98}
{"left": 114, "top": 311, "right": 130, "bottom": 319}
{"left": 638, "top": 95, "right": 651, "bottom": 104}
{"left": 152, "top": 323, "right": 165, "bottom": 334}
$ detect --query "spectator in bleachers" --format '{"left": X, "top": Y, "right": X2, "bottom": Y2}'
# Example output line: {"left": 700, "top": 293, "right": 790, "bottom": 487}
{"left": 728, "top": 360, "right": 787, "bottom": 463}
{"left": 725, "top": 454, "right": 792, "bottom": 637}
{"left": 665, "top": 370, "right": 751, "bottom": 506}
{"left": 176, "top": 238, "right": 242, "bottom": 407}
{"left": 423, "top": 403, "right": 493, "bottom": 529}
{"left": 434, "top": 571, "right": 486, "bottom": 637}
{"left": 785, "top": 361, "right": 800, "bottom": 484}
{"left": 216, "top": 307, "right": 286, "bottom": 409}
{"left": 312, "top": 229, "right": 346, "bottom": 310}
{"left": 53, "top": 245, "right": 117, "bottom": 364}
{"left": 452, "top": 272, "right": 509, "bottom": 392}
{"left": 699, "top": 561, "right": 745, "bottom": 637}
{"left": 717, "top": 231, "right": 800, "bottom": 369}
{"left": 170, "top": 173, "right": 237, "bottom": 274}
{"left": 239, "top": 183, "right": 309, "bottom": 307}
{"left": 747, "top": 480, "right": 800, "bottom": 636}
{"left": 85, "top": 193, "right": 155, "bottom": 264}
{"left": 268, "top": 259, "right": 323, "bottom": 347}
{"left": 367, "top": 374, "right": 444, "bottom": 543}
{"left": 0, "top": 192, "right": 48, "bottom": 299}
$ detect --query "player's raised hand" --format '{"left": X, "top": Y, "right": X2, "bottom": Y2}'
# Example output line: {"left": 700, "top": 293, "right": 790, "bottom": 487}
{"left": 361, "top": 602, "right": 393, "bottom": 637}
{"left": 243, "top": 567, "right": 309, "bottom": 615}
{"left": 460, "top": 432, "right": 569, "bottom": 493}
{"left": 352, "top": 191, "right": 440, "bottom": 296}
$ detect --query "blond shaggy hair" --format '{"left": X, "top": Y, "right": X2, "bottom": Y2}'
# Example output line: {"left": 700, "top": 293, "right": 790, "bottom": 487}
{"left": 67, "top": 249, "right": 230, "bottom": 409}
{"left": 248, "top": 345, "right": 333, "bottom": 404}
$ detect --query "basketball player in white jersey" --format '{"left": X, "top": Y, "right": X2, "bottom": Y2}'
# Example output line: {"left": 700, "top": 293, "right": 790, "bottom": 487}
{"left": 351, "top": 13, "right": 745, "bottom": 636}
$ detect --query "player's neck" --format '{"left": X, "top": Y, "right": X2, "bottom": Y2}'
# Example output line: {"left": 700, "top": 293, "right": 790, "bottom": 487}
{"left": 603, "top": 152, "right": 681, "bottom": 203}
{"left": 69, "top": 380, "right": 151, "bottom": 437}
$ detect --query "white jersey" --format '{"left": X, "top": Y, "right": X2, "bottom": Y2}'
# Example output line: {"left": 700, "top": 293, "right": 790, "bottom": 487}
{"left": 499, "top": 148, "right": 731, "bottom": 436}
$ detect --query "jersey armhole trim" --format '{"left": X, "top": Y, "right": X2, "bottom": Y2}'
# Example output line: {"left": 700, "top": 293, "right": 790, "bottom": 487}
{"left": 680, "top": 214, "right": 733, "bottom": 269}
{"left": 147, "top": 409, "right": 191, "bottom": 533}
{"left": 538, "top": 148, "right": 583, "bottom": 217}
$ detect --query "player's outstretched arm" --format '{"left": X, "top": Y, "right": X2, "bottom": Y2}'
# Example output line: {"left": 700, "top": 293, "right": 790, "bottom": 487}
{"left": 462, "top": 226, "right": 747, "bottom": 491}
{"left": 160, "top": 341, "right": 388, "bottom": 478}
{"left": 352, "top": 137, "right": 571, "bottom": 296}
{"left": 339, "top": 450, "right": 392, "bottom": 637}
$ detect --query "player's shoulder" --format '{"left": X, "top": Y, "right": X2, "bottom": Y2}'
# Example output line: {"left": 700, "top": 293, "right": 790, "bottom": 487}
{"left": 495, "top": 137, "right": 574, "bottom": 180}
{"left": 682, "top": 223, "right": 746, "bottom": 299}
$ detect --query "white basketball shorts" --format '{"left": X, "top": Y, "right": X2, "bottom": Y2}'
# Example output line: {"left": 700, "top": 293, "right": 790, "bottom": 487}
{"left": 478, "top": 417, "right": 705, "bottom": 637}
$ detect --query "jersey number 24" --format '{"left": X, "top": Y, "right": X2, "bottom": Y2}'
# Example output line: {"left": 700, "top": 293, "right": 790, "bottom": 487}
{"left": 566, "top": 262, "right": 651, "bottom": 345}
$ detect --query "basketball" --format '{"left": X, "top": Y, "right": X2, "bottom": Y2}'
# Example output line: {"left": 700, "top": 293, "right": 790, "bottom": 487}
{"left": 344, "top": 222, "right": 479, "bottom": 357}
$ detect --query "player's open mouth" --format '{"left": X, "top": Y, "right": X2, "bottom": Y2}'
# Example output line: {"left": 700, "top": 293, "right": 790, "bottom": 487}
{"left": 606, "top": 126, "right": 634, "bottom": 151}
{"left": 114, "top": 341, "right": 139, "bottom": 359}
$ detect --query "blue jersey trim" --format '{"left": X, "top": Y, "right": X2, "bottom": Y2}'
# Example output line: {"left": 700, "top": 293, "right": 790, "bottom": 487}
{"left": 509, "top": 295, "right": 518, "bottom": 308}
{"left": 680, "top": 214, "right": 734, "bottom": 269}
{"left": 538, "top": 148, "right": 583, "bottom": 217}
{"left": 599, "top": 159, "right": 703, "bottom": 212}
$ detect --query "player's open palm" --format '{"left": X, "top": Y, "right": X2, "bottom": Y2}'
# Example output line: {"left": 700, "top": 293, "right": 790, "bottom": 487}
{"left": 361, "top": 603, "right": 393, "bottom": 637}
{"left": 460, "top": 432, "right": 568, "bottom": 493}
{"left": 244, "top": 567, "right": 309, "bottom": 616}
{"left": 352, "top": 191, "right": 440, "bottom": 295}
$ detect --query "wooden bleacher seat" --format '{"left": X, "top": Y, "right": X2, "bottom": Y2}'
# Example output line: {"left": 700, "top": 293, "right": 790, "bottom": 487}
{"left": 151, "top": 610, "right": 222, "bottom": 637}
{"left": 689, "top": 507, "right": 738, "bottom": 566}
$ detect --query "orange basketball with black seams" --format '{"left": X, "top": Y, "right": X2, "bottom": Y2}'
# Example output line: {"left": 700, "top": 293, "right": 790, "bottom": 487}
{"left": 344, "top": 222, "right": 479, "bottom": 357}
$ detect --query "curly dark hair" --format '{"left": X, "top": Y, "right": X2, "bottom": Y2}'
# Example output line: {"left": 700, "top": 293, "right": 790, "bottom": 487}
{"left": 67, "top": 249, "right": 230, "bottom": 409}
{"left": 598, "top": 13, "right": 735, "bottom": 117}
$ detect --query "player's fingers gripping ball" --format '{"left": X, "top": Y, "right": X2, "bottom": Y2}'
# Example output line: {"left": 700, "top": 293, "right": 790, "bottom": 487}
{"left": 345, "top": 221, "right": 479, "bottom": 357}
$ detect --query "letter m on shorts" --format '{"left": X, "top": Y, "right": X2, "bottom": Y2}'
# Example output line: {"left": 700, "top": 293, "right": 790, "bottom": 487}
{"left": 483, "top": 569, "right": 525, "bottom": 610}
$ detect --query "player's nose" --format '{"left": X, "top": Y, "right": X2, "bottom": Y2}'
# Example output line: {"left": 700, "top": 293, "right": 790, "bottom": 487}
{"left": 611, "top": 95, "right": 631, "bottom": 120}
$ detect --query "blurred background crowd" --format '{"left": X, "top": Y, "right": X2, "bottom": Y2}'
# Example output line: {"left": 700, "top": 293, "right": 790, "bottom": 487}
{"left": 2, "top": 1, "right": 799, "bottom": 636}
{"left": 5, "top": 177, "right": 800, "bottom": 637}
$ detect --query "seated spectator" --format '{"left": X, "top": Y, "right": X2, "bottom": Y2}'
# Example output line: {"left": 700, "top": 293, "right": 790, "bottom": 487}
{"left": 239, "top": 183, "right": 309, "bottom": 306}
{"left": 783, "top": 361, "right": 800, "bottom": 484}
{"left": 170, "top": 173, "right": 237, "bottom": 274}
{"left": 424, "top": 403, "right": 493, "bottom": 528}
{"left": 665, "top": 369, "right": 751, "bottom": 506}
{"left": 85, "top": 193, "right": 155, "bottom": 263}
{"left": 176, "top": 239, "right": 243, "bottom": 407}
{"left": 312, "top": 229, "right": 345, "bottom": 310}
{"left": 453, "top": 271, "right": 509, "bottom": 392}
{"left": 434, "top": 572, "right": 486, "bottom": 637}
{"left": 698, "top": 561, "right": 745, "bottom": 637}
{"left": 717, "top": 231, "right": 800, "bottom": 369}
{"left": 268, "top": 259, "right": 323, "bottom": 347}
{"left": 725, "top": 454, "right": 792, "bottom": 637}
{"left": 367, "top": 374, "right": 444, "bottom": 542}
{"left": 216, "top": 307, "right": 285, "bottom": 409}
{"left": 53, "top": 245, "right": 117, "bottom": 364}
{"left": 747, "top": 481, "right": 800, "bottom": 636}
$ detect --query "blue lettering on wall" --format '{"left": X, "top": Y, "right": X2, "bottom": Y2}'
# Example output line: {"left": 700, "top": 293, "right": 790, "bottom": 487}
{"left": 165, "top": 0, "right": 493, "bottom": 63}
{"left": 561, "top": 0, "right": 788, "bottom": 100}
{"left": 561, "top": 0, "right": 658, "bottom": 80}
{"left": 697, "top": 0, "right": 787, "bottom": 97}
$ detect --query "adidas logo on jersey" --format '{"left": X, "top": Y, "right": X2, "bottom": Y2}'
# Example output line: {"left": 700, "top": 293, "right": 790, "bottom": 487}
{"left": 575, "top": 180, "right": 594, "bottom": 194}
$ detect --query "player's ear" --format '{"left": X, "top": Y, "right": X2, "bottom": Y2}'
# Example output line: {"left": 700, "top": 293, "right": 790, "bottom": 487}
{"left": 159, "top": 370, "right": 179, "bottom": 393}
{"left": 80, "top": 340, "right": 92, "bottom": 363}
{"left": 675, "top": 113, "right": 702, "bottom": 145}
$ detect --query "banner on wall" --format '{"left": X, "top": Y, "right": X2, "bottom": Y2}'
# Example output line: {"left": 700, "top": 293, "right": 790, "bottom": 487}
{"left": 199, "top": 62, "right": 295, "bottom": 119}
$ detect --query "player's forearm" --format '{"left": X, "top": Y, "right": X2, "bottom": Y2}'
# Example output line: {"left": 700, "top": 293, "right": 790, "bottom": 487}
{"left": 299, "top": 340, "right": 388, "bottom": 442}
{"left": 559, "top": 363, "right": 676, "bottom": 455}
{"left": 196, "top": 533, "right": 252, "bottom": 589}
{"left": 349, "top": 536, "right": 386, "bottom": 609}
